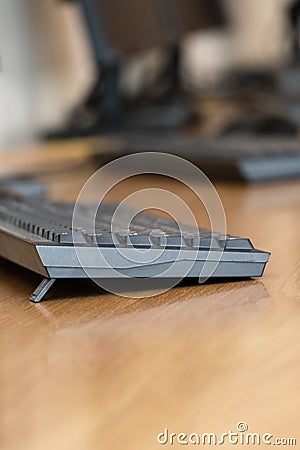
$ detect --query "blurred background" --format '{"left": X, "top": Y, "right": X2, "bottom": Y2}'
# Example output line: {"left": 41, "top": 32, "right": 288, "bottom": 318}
{"left": 0, "top": 0, "right": 298, "bottom": 150}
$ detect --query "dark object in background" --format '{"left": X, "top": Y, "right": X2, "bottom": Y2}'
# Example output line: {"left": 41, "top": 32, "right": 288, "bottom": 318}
{"left": 46, "top": 0, "right": 227, "bottom": 138}
{"left": 288, "top": 0, "right": 300, "bottom": 65}
{"left": 223, "top": 114, "right": 298, "bottom": 137}
{"left": 118, "top": 133, "right": 300, "bottom": 182}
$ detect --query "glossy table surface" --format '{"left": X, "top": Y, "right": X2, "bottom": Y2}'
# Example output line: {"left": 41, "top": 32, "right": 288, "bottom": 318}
{"left": 0, "top": 142, "right": 300, "bottom": 450}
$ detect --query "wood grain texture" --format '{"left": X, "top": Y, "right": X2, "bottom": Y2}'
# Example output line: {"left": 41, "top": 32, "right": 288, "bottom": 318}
{"left": 0, "top": 143, "right": 300, "bottom": 450}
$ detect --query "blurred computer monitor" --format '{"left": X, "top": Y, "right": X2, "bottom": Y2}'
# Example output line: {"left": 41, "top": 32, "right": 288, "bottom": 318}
{"left": 47, "top": 0, "right": 226, "bottom": 137}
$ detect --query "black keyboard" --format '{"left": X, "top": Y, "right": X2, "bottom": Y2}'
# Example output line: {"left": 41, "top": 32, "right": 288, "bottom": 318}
{"left": 0, "top": 191, "right": 270, "bottom": 303}
{"left": 121, "top": 134, "right": 300, "bottom": 182}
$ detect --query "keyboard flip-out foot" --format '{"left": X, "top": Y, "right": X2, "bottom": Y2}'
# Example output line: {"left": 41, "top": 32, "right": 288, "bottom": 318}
{"left": 30, "top": 278, "right": 56, "bottom": 303}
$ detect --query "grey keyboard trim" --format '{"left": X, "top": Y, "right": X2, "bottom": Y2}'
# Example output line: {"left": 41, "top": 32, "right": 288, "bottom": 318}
{"left": 37, "top": 245, "right": 269, "bottom": 269}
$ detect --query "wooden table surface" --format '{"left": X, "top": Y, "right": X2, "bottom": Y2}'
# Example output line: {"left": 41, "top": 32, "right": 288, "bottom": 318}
{"left": 0, "top": 142, "right": 300, "bottom": 450}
